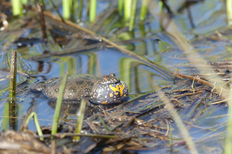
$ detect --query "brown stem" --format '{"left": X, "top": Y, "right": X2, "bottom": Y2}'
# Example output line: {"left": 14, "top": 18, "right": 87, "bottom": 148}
{"left": 174, "top": 73, "right": 215, "bottom": 88}
{"left": 37, "top": 3, "right": 47, "bottom": 40}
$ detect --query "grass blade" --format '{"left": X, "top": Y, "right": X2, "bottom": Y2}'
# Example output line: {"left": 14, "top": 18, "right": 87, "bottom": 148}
{"left": 21, "top": 0, "right": 28, "bottom": 4}
{"left": 8, "top": 50, "right": 18, "bottom": 130}
{"left": 74, "top": 99, "right": 87, "bottom": 141}
{"left": 124, "top": 0, "right": 132, "bottom": 21}
{"left": 154, "top": 85, "right": 199, "bottom": 154}
{"left": 227, "top": 0, "right": 232, "bottom": 25}
{"left": 51, "top": 72, "right": 68, "bottom": 135}
{"left": 118, "top": 0, "right": 123, "bottom": 14}
{"left": 225, "top": 88, "right": 232, "bottom": 154}
{"left": 25, "top": 112, "right": 44, "bottom": 141}
{"left": 129, "top": 0, "right": 137, "bottom": 31}
{"left": 89, "top": 0, "right": 97, "bottom": 22}
{"left": 99, "top": 114, "right": 111, "bottom": 132}
{"left": 140, "top": 0, "right": 148, "bottom": 21}
{"left": 12, "top": 0, "right": 22, "bottom": 16}
{"left": 63, "top": 0, "right": 71, "bottom": 19}
{"left": 2, "top": 102, "right": 9, "bottom": 131}
{"left": 78, "top": 0, "right": 83, "bottom": 21}
{"left": 9, "top": 50, "right": 17, "bottom": 104}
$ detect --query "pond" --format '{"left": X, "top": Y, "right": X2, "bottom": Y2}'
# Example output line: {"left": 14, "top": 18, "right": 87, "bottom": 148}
{"left": 0, "top": 0, "right": 231, "bottom": 153}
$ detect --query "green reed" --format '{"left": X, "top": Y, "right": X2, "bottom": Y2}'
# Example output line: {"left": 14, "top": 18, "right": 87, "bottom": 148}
{"left": 73, "top": 99, "right": 87, "bottom": 141}
{"left": 51, "top": 72, "right": 68, "bottom": 135}
{"left": 63, "top": 0, "right": 71, "bottom": 19}
{"left": 22, "top": 0, "right": 28, "bottom": 4}
{"left": 99, "top": 114, "right": 111, "bottom": 132}
{"left": 9, "top": 50, "right": 17, "bottom": 103}
{"left": 12, "top": 0, "right": 22, "bottom": 16}
{"left": 154, "top": 85, "right": 199, "bottom": 154}
{"left": 225, "top": 83, "right": 232, "bottom": 154}
{"left": 124, "top": 0, "right": 132, "bottom": 22}
{"left": 89, "top": 0, "right": 97, "bottom": 22}
{"left": 79, "top": 0, "right": 83, "bottom": 21}
{"left": 140, "top": 0, "right": 148, "bottom": 21}
{"left": 2, "top": 102, "right": 9, "bottom": 131}
{"left": 118, "top": 0, "right": 123, "bottom": 14}
{"left": 11, "top": 0, "right": 148, "bottom": 30}
{"left": 227, "top": 0, "right": 232, "bottom": 25}
{"left": 25, "top": 112, "right": 44, "bottom": 141}
{"left": 2, "top": 51, "right": 17, "bottom": 131}
{"left": 129, "top": 0, "right": 137, "bottom": 31}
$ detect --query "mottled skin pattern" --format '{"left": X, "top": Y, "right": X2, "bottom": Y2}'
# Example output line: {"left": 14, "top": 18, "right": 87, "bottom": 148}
{"left": 31, "top": 73, "right": 128, "bottom": 104}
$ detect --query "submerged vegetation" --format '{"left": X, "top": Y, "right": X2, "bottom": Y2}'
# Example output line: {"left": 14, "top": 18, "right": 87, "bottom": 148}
{"left": 1, "top": 0, "right": 232, "bottom": 153}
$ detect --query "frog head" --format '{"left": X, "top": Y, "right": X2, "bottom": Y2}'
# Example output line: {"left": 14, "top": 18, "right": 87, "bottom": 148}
{"left": 90, "top": 73, "right": 128, "bottom": 104}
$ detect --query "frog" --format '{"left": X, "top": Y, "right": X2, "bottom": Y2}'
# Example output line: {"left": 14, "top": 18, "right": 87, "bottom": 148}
{"left": 31, "top": 73, "right": 129, "bottom": 105}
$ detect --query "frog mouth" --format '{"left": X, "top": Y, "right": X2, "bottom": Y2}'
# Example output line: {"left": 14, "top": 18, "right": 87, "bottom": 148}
{"left": 89, "top": 97, "right": 128, "bottom": 105}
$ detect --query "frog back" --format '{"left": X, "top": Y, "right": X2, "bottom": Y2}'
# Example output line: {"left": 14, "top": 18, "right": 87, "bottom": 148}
{"left": 41, "top": 74, "right": 100, "bottom": 100}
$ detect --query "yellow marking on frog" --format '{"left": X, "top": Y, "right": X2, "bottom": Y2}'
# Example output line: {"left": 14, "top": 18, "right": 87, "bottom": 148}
{"left": 109, "top": 83, "right": 125, "bottom": 96}
{"left": 101, "top": 101, "right": 108, "bottom": 104}
{"left": 110, "top": 93, "right": 113, "bottom": 97}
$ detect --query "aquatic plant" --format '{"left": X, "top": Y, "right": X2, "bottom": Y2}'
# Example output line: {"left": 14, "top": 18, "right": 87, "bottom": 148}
{"left": 51, "top": 72, "right": 68, "bottom": 135}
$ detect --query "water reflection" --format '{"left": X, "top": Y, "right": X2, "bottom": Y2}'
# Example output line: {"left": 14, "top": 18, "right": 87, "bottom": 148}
{"left": 0, "top": 46, "right": 174, "bottom": 130}
{"left": 27, "top": 48, "right": 173, "bottom": 94}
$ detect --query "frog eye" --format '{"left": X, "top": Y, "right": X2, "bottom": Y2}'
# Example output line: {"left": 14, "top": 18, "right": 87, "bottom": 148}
{"left": 109, "top": 73, "right": 116, "bottom": 77}
{"left": 103, "top": 75, "right": 109, "bottom": 80}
